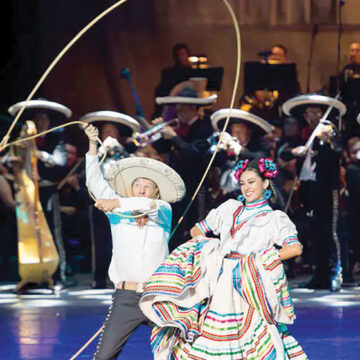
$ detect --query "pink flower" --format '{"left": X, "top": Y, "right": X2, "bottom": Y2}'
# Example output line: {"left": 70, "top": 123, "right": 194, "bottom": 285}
{"left": 233, "top": 159, "right": 249, "bottom": 181}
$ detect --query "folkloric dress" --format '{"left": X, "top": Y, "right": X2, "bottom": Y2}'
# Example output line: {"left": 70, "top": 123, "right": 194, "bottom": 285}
{"left": 140, "top": 198, "right": 308, "bottom": 360}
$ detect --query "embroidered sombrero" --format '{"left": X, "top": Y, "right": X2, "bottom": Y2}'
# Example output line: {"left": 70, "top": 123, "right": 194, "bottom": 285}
{"left": 80, "top": 111, "right": 141, "bottom": 135}
{"left": 8, "top": 99, "right": 72, "bottom": 118}
{"left": 282, "top": 94, "right": 346, "bottom": 120}
{"left": 211, "top": 108, "right": 274, "bottom": 134}
{"left": 106, "top": 157, "right": 186, "bottom": 203}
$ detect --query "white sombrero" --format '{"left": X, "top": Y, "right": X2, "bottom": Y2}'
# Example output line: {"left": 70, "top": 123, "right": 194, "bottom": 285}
{"left": 80, "top": 111, "right": 141, "bottom": 135}
{"left": 8, "top": 99, "right": 72, "bottom": 118}
{"left": 156, "top": 94, "right": 218, "bottom": 106}
{"left": 211, "top": 108, "right": 274, "bottom": 134}
{"left": 356, "top": 113, "right": 360, "bottom": 126}
{"left": 282, "top": 94, "right": 346, "bottom": 118}
{"left": 106, "top": 157, "right": 186, "bottom": 203}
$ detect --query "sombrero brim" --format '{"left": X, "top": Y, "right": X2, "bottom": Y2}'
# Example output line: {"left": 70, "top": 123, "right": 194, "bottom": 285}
{"left": 282, "top": 95, "right": 347, "bottom": 118}
{"left": 105, "top": 157, "right": 186, "bottom": 203}
{"left": 155, "top": 94, "right": 217, "bottom": 106}
{"left": 210, "top": 108, "right": 274, "bottom": 134}
{"left": 80, "top": 111, "right": 141, "bottom": 135}
{"left": 8, "top": 100, "right": 72, "bottom": 118}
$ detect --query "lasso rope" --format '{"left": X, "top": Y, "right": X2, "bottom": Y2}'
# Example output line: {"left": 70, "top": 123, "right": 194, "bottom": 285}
{"left": 0, "top": 0, "right": 129, "bottom": 153}
{"left": 70, "top": 1, "right": 241, "bottom": 357}
{"left": 0, "top": 0, "right": 241, "bottom": 357}
{"left": 69, "top": 326, "right": 104, "bottom": 360}
{"left": 5, "top": 120, "right": 151, "bottom": 219}
{"left": 170, "top": 0, "right": 241, "bottom": 238}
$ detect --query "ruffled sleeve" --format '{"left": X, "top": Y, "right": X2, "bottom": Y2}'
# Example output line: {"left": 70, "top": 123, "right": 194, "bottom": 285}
{"left": 196, "top": 199, "right": 239, "bottom": 236}
{"left": 272, "top": 211, "right": 302, "bottom": 248}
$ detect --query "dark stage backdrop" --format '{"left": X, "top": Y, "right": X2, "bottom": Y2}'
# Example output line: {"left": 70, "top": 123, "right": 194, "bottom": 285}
{"left": 2, "top": 0, "right": 360, "bottom": 152}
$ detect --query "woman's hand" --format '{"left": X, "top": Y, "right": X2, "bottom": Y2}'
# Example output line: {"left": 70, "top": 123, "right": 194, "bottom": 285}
{"left": 279, "top": 244, "right": 302, "bottom": 261}
{"left": 190, "top": 225, "right": 205, "bottom": 238}
{"left": 94, "top": 198, "right": 120, "bottom": 213}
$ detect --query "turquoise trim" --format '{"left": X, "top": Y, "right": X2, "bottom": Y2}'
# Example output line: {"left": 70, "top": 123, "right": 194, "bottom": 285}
{"left": 157, "top": 206, "right": 172, "bottom": 237}
{"left": 107, "top": 211, "right": 134, "bottom": 225}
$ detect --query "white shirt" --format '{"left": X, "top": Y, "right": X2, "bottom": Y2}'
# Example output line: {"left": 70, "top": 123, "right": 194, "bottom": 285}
{"left": 197, "top": 198, "right": 301, "bottom": 256}
{"left": 86, "top": 154, "right": 172, "bottom": 286}
{"left": 299, "top": 144, "right": 317, "bottom": 181}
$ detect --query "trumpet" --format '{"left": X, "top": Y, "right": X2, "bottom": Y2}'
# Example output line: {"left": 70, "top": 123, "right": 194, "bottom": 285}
{"left": 132, "top": 118, "right": 179, "bottom": 147}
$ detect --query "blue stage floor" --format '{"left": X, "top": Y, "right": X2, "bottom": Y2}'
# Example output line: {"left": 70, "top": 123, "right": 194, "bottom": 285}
{"left": 0, "top": 284, "right": 359, "bottom": 359}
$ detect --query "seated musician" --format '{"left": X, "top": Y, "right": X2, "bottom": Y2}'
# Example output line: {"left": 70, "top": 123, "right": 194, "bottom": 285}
{"left": 240, "top": 44, "right": 299, "bottom": 128}
{"left": 84, "top": 123, "right": 185, "bottom": 360}
{"left": 343, "top": 41, "right": 360, "bottom": 78}
{"left": 268, "top": 44, "right": 288, "bottom": 63}
{"left": 153, "top": 43, "right": 192, "bottom": 117}
{"left": 337, "top": 41, "right": 360, "bottom": 138}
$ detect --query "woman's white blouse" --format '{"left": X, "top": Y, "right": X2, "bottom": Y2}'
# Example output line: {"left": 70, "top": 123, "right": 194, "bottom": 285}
{"left": 197, "top": 199, "right": 301, "bottom": 256}
{"left": 86, "top": 154, "right": 172, "bottom": 285}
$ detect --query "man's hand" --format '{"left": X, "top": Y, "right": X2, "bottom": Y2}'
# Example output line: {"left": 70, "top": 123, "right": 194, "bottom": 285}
{"left": 291, "top": 146, "right": 307, "bottom": 157}
{"left": 151, "top": 117, "right": 164, "bottom": 126}
{"left": 94, "top": 198, "right": 120, "bottom": 212}
{"left": 83, "top": 124, "right": 99, "bottom": 142}
{"left": 319, "top": 125, "right": 335, "bottom": 143}
{"left": 160, "top": 126, "right": 177, "bottom": 139}
{"left": 66, "top": 174, "right": 80, "bottom": 191}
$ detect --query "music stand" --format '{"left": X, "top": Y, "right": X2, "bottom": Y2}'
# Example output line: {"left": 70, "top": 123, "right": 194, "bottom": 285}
{"left": 244, "top": 62, "right": 299, "bottom": 98}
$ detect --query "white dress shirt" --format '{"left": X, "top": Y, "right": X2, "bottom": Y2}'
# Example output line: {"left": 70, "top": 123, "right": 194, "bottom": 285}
{"left": 86, "top": 155, "right": 172, "bottom": 286}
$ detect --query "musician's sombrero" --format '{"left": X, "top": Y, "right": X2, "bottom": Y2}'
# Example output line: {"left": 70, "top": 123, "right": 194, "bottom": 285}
{"left": 156, "top": 87, "right": 217, "bottom": 106}
{"left": 80, "top": 111, "right": 141, "bottom": 136}
{"left": 282, "top": 94, "right": 347, "bottom": 122}
{"left": 106, "top": 157, "right": 186, "bottom": 203}
{"left": 211, "top": 108, "right": 274, "bottom": 134}
{"left": 8, "top": 99, "right": 72, "bottom": 119}
{"left": 356, "top": 112, "right": 360, "bottom": 126}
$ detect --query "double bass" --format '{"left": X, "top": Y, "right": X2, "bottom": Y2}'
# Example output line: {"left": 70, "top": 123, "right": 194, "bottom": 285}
{"left": 11, "top": 121, "right": 59, "bottom": 291}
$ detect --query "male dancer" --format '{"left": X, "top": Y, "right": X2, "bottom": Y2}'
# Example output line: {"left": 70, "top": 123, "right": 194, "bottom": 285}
{"left": 84, "top": 124, "right": 185, "bottom": 360}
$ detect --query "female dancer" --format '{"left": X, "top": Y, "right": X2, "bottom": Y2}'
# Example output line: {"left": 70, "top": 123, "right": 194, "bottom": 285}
{"left": 141, "top": 158, "right": 308, "bottom": 359}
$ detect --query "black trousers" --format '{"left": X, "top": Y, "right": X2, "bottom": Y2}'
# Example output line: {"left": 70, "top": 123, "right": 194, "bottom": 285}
{"left": 93, "top": 289, "right": 152, "bottom": 360}
{"left": 300, "top": 181, "right": 338, "bottom": 286}
{"left": 91, "top": 207, "right": 112, "bottom": 287}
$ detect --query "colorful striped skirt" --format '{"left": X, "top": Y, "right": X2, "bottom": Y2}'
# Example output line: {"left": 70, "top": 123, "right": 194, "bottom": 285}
{"left": 140, "top": 237, "right": 308, "bottom": 360}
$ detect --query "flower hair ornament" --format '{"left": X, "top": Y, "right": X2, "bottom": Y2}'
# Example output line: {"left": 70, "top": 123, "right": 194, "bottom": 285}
{"left": 257, "top": 158, "right": 278, "bottom": 179}
{"left": 233, "top": 159, "right": 249, "bottom": 181}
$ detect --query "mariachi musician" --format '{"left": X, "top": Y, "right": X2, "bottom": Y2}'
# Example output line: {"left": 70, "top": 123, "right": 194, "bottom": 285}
{"left": 210, "top": 108, "right": 274, "bottom": 200}
{"left": 151, "top": 86, "right": 217, "bottom": 249}
{"left": 80, "top": 111, "right": 140, "bottom": 289}
{"left": 281, "top": 94, "right": 347, "bottom": 291}
{"left": 7, "top": 99, "right": 72, "bottom": 289}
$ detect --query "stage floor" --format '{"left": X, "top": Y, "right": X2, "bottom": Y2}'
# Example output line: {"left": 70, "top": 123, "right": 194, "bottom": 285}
{"left": 0, "top": 283, "right": 359, "bottom": 360}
